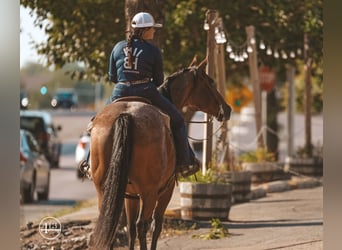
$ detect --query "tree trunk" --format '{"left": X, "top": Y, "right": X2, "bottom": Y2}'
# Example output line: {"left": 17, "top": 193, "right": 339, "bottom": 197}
{"left": 245, "top": 26, "right": 263, "bottom": 148}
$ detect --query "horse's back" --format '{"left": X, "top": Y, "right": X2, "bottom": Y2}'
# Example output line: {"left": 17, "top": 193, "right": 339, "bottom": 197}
{"left": 91, "top": 101, "right": 175, "bottom": 193}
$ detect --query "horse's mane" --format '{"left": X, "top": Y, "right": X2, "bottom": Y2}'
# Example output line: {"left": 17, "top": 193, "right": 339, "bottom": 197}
{"left": 158, "top": 68, "right": 191, "bottom": 101}
{"left": 165, "top": 68, "right": 190, "bottom": 82}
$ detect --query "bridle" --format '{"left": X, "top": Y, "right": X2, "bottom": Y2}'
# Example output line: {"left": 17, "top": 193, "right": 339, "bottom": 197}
{"left": 185, "top": 68, "right": 226, "bottom": 122}
{"left": 160, "top": 67, "right": 226, "bottom": 125}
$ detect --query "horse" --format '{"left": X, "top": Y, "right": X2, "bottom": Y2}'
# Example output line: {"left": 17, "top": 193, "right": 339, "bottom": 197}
{"left": 88, "top": 58, "right": 232, "bottom": 250}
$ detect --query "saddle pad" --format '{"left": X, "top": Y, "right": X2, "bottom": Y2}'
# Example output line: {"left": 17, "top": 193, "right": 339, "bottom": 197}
{"left": 114, "top": 96, "right": 152, "bottom": 105}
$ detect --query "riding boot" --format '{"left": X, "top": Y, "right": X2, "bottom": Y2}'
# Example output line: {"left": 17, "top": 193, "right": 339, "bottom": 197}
{"left": 172, "top": 126, "right": 200, "bottom": 177}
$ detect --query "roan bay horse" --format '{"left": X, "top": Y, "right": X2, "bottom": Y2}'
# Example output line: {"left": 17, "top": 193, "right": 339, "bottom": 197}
{"left": 88, "top": 58, "right": 232, "bottom": 250}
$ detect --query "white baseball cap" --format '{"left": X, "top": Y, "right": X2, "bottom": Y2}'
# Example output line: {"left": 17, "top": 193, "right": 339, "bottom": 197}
{"left": 131, "top": 12, "right": 163, "bottom": 28}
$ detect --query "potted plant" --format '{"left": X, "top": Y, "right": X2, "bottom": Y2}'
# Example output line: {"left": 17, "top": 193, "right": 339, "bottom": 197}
{"left": 178, "top": 168, "right": 233, "bottom": 221}
{"left": 209, "top": 157, "right": 252, "bottom": 205}
{"left": 239, "top": 147, "right": 290, "bottom": 184}
{"left": 285, "top": 142, "right": 323, "bottom": 177}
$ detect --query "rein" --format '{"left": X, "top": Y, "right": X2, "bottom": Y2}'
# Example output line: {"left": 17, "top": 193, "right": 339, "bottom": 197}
{"left": 188, "top": 122, "right": 223, "bottom": 141}
{"left": 185, "top": 104, "right": 224, "bottom": 124}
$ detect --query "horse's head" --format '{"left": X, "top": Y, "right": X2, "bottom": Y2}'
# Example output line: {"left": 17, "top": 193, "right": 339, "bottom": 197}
{"left": 160, "top": 58, "right": 232, "bottom": 122}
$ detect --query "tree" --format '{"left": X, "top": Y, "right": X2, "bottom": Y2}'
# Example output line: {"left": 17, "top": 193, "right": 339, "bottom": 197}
{"left": 21, "top": 1, "right": 322, "bottom": 82}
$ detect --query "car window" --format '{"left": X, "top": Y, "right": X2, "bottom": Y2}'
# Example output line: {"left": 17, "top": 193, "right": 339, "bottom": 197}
{"left": 21, "top": 131, "right": 40, "bottom": 153}
{"left": 20, "top": 117, "right": 46, "bottom": 136}
{"left": 26, "top": 133, "right": 40, "bottom": 153}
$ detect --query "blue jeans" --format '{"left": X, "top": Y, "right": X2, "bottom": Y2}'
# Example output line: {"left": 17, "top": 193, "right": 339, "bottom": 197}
{"left": 111, "top": 82, "right": 195, "bottom": 166}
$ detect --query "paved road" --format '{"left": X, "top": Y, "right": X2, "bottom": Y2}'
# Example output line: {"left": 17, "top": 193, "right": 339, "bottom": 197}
{"left": 20, "top": 110, "right": 97, "bottom": 226}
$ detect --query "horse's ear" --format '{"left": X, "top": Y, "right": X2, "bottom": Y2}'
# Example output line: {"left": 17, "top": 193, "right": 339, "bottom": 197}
{"left": 189, "top": 55, "right": 198, "bottom": 67}
{"left": 198, "top": 57, "right": 208, "bottom": 71}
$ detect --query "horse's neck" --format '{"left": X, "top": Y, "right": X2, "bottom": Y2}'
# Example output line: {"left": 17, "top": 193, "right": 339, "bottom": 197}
{"left": 160, "top": 74, "right": 189, "bottom": 110}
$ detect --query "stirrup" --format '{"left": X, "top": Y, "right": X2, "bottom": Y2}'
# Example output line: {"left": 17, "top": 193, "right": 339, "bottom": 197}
{"left": 178, "top": 159, "right": 201, "bottom": 178}
{"left": 78, "top": 160, "right": 92, "bottom": 180}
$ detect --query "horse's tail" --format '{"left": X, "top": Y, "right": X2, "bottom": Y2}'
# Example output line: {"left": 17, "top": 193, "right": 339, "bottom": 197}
{"left": 91, "top": 113, "right": 133, "bottom": 249}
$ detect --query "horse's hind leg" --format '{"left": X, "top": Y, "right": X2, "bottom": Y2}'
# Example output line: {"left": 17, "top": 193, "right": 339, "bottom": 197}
{"left": 125, "top": 196, "right": 139, "bottom": 250}
{"left": 136, "top": 194, "right": 157, "bottom": 250}
{"left": 151, "top": 181, "right": 175, "bottom": 250}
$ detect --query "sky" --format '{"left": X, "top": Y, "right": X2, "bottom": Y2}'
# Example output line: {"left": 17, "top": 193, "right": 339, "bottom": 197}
{"left": 20, "top": 6, "right": 47, "bottom": 68}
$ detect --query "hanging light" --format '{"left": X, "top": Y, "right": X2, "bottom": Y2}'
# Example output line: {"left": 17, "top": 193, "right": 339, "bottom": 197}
{"left": 290, "top": 51, "right": 296, "bottom": 58}
{"left": 297, "top": 48, "right": 302, "bottom": 56}
{"left": 281, "top": 51, "right": 288, "bottom": 59}
{"left": 243, "top": 51, "right": 248, "bottom": 59}
{"left": 247, "top": 45, "right": 253, "bottom": 53}
{"left": 229, "top": 52, "right": 235, "bottom": 59}
{"left": 259, "top": 40, "right": 266, "bottom": 50}
{"left": 226, "top": 44, "right": 232, "bottom": 53}
{"left": 266, "top": 46, "right": 272, "bottom": 55}
{"left": 215, "top": 31, "right": 226, "bottom": 44}
{"left": 219, "top": 32, "right": 227, "bottom": 44}
{"left": 250, "top": 37, "right": 256, "bottom": 44}
{"left": 274, "top": 50, "right": 279, "bottom": 58}
{"left": 203, "top": 19, "right": 209, "bottom": 30}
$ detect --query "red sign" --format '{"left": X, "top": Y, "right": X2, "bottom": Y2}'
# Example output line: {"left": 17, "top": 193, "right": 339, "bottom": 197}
{"left": 259, "top": 66, "right": 275, "bottom": 92}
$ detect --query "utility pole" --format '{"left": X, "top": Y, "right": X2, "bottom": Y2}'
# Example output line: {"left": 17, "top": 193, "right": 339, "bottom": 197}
{"left": 215, "top": 17, "right": 229, "bottom": 168}
{"left": 202, "top": 9, "right": 217, "bottom": 174}
{"left": 245, "top": 26, "right": 264, "bottom": 148}
{"left": 286, "top": 64, "right": 295, "bottom": 158}
{"left": 304, "top": 33, "right": 313, "bottom": 156}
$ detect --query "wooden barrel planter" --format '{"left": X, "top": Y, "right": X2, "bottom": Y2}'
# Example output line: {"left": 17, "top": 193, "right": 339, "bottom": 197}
{"left": 286, "top": 157, "right": 323, "bottom": 177}
{"left": 242, "top": 162, "right": 291, "bottom": 184}
{"left": 224, "top": 171, "right": 252, "bottom": 204}
{"left": 179, "top": 182, "right": 232, "bottom": 221}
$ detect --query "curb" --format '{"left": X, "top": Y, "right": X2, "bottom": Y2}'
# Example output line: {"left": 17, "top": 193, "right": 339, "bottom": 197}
{"left": 164, "top": 176, "right": 323, "bottom": 218}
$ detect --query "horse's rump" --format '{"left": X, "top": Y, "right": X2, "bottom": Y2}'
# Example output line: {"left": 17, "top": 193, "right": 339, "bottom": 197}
{"left": 90, "top": 101, "right": 175, "bottom": 196}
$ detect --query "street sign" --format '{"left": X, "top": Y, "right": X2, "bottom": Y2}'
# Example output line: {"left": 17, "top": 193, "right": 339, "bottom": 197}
{"left": 259, "top": 66, "right": 275, "bottom": 92}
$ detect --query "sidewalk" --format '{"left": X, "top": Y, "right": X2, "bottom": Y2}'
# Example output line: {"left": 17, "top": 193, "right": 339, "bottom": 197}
{"left": 59, "top": 176, "right": 323, "bottom": 250}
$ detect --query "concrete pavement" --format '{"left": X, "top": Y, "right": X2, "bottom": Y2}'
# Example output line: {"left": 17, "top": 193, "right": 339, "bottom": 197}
{"left": 159, "top": 178, "right": 323, "bottom": 250}
{"left": 59, "top": 176, "right": 323, "bottom": 249}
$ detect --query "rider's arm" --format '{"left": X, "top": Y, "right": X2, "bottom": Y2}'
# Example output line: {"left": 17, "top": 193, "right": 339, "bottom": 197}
{"left": 152, "top": 48, "right": 164, "bottom": 87}
{"left": 108, "top": 47, "right": 118, "bottom": 83}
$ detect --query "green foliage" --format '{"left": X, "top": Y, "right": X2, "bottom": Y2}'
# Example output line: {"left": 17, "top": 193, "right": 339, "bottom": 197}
{"left": 21, "top": 0, "right": 125, "bottom": 82}
{"left": 239, "top": 147, "right": 276, "bottom": 163}
{"left": 279, "top": 60, "right": 323, "bottom": 114}
{"left": 178, "top": 168, "right": 224, "bottom": 184}
{"left": 192, "top": 218, "right": 230, "bottom": 240}
{"left": 20, "top": 0, "right": 322, "bottom": 84}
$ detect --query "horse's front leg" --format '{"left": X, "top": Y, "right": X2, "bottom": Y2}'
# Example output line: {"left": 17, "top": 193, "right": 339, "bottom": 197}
{"left": 125, "top": 196, "right": 140, "bottom": 250}
{"left": 150, "top": 180, "right": 175, "bottom": 250}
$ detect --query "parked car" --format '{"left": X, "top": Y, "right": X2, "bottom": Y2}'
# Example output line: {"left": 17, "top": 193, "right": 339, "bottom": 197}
{"left": 20, "top": 129, "right": 51, "bottom": 203}
{"left": 75, "top": 131, "right": 91, "bottom": 178}
{"left": 20, "top": 110, "right": 62, "bottom": 168}
{"left": 20, "top": 90, "right": 29, "bottom": 110}
{"left": 51, "top": 89, "right": 78, "bottom": 109}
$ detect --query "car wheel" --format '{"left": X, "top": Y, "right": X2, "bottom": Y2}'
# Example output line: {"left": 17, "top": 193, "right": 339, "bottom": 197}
{"left": 37, "top": 174, "right": 50, "bottom": 201}
{"left": 21, "top": 181, "right": 35, "bottom": 204}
